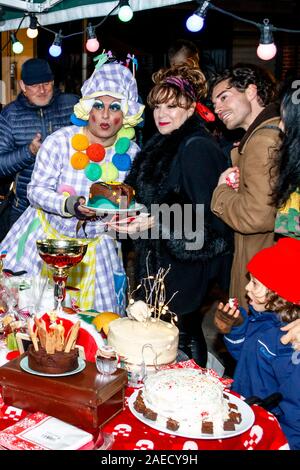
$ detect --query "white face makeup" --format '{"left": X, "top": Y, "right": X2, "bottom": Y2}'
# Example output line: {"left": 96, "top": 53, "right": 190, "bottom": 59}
{"left": 87, "top": 95, "right": 123, "bottom": 145}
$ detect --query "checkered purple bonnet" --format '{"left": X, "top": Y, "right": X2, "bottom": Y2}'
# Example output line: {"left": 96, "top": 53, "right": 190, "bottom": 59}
{"left": 74, "top": 62, "right": 144, "bottom": 127}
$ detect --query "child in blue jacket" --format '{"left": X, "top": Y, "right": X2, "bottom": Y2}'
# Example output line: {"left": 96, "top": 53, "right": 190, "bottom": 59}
{"left": 214, "top": 237, "right": 300, "bottom": 450}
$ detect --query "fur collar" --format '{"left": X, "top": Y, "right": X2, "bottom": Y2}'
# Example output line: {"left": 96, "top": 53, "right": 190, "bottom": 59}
{"left": 126, "top": 114, "right": 207, "bottom": 207}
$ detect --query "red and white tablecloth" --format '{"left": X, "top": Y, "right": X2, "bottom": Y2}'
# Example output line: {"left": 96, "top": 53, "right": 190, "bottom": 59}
{"left": 103, "top": 387, "right": 289, "bottom": 451}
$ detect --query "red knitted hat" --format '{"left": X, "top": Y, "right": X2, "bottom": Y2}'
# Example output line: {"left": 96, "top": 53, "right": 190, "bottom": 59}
{"left": 247, "top": 237, "right": 300, "bottom": 305}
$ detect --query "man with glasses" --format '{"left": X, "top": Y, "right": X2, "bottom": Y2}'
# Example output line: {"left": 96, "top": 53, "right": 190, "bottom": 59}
{"left": 0, "top": 58, "right": 78, "bottom": 239}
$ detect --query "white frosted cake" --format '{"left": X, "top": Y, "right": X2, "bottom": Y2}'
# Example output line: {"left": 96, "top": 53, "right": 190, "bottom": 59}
{"left": 107, "top": 317, "right": 179, "bottom": 366}
{"left": 133, "top": 369, "right": 241, "bottom": 434}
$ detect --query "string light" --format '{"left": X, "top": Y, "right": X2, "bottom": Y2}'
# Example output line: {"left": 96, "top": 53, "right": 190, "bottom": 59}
{"left": 10, "top": 33, "right": 23, "bottom": 54}
{"left": 2, "top": 1, "right": 300, "bottom": 62}
{"left": 186, "top": 1, "right": 210, "bottom": 33}
{"left": 49, "top": 31, "right": 62, "bottom": 57}
{"left": 257, "top": 19, "right": 277, "bottom": 61}
{"left": 186, "top": 0, "right": 300, "bottom": 61}
{"left": 118, "top": 0, "right": 133, "bottom": 23}
{"left": 26, "top": 14, "right": 38, "bottom": 39}
{"left": 86, "top": 23, "right": 100, "bottom": 53}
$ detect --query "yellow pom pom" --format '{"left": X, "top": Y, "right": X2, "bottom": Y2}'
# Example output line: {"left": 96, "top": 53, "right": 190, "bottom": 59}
{"left": 71, "top": 134, "right": 89, "bottom": 151}
{"left": 92, "top": 311, "right": 120, "bottom": 335}
{"left": 117, "top": 127, "right": 135, "bottom": 140}
{"left": 100, "top": 162, "right": 119, "bottom": 182}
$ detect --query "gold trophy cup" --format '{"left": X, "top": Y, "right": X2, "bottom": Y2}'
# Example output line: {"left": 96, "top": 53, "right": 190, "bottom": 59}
{"left": 36, "top": 239, "right": 88, "bottom": 316}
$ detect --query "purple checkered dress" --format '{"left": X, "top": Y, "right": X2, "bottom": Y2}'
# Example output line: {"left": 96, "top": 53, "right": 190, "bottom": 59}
{"left": 0, "top": 125, "right": 140, "bottom": 313}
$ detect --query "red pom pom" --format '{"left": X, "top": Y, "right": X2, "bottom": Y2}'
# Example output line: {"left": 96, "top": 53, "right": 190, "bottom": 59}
{"left": 87, "top": 143, "right": 105, "bottom": 162}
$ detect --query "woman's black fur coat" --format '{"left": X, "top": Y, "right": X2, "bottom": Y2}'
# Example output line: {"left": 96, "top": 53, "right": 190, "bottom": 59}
{"left": 125, "top": 114, "right": 233, "bottom": 314}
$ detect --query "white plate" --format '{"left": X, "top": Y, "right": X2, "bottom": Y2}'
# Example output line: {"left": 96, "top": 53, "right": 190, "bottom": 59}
{"left": 128, "top": 389, "right": 255, "bottom": 440}
{"left": 20, "top": 357, "right": 86, "bottom": 377}
{"left": 83, "top": 202, "right": 146, "bottom": 216}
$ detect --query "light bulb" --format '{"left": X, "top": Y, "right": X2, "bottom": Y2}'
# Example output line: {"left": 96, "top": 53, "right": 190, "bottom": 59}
{"left": 186, "top": 14, "right": 204, "bottom": 32}
{"left": 257, "top": 19, "right": 277, "bottom": 61}
{"left": 257, "top": 43, "right": 277, "bottom": 61}
{"left": 86, "top": 38, "right": 100, "bottom": 52}
{"left": 26, "top": 15, "right": 38, "bottom": 38}
{"left": 27, "top": 27, "right": 38, "bottom": 39}
{"left": 12, "top": 41, "right": 24, "bottom": 54}
{"left": 49, "top": 44, "right": 62, "bottom": 57}
{"left": 49, "top": 31, "right": 63, "bottom": 58}
{"left": 11, "top": 34, "right": 23, "bottom": 54}
{"left": 86, "top": 24, "right": 99, "bottom": 52}
{"left": 118, "top": 1, "right": 133, "bottom": 22}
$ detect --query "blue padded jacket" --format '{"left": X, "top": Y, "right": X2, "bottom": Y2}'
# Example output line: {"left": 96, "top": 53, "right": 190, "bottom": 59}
{"left": 0, "top": 89, "right": 78, "bottom": 216}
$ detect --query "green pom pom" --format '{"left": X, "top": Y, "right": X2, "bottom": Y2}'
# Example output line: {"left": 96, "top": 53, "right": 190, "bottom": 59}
{"left": 115, "top": 137, "right": 130, "bottom": 154}
{"left": 84, "top": 162, "right": 102, "bottom": 182}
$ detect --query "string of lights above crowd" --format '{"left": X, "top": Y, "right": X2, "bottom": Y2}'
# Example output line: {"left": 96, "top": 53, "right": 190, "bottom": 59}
{"left": 2, "top": 0, "right": 133, "bottom": 56}
{"left": 2, "top": 0, "right": 300, "bottom": 61}
{"left": 187, "top": 0, "right": 300, "bottom": 61}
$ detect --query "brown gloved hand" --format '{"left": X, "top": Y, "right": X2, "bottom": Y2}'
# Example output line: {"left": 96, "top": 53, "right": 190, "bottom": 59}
{"left": 214, "top": 301, "right": 244, "bottom": 334}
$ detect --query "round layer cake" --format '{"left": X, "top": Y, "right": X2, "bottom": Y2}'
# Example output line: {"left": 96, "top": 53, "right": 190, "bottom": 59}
{"left": 27, "top": 344, "right": 79, "bottom": 374}
{"left": 107, "top": 318, "right": 179, "bottom": 366}
{"left": 88, "top": 182, "right": 135, "bottom": 210}
{"left": 138, "top": 369, "right": 236, "bottom": 434}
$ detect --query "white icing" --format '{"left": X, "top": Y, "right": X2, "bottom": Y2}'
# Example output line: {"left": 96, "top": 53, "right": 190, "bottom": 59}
{"left": 107, "top": 317, "right": 179, "bottom": 365}
{"left": 142, "top": 369, "right": 231, "bottom": 434}
{"left": 126, "top": 300, "right": 152, "bottom": 322}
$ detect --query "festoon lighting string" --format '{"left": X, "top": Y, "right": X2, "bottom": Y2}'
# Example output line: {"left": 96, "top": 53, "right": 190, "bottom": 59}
{"left": 1, "top": 0, "right": 133, "bottom": 56}
{"left": 186, "top": 0, "right": 300, "bottom": 61}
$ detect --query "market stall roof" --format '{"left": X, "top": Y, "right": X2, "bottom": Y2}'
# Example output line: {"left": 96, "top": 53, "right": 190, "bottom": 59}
{"left": 0, "top": 0, "right": 193, "bottom": 32}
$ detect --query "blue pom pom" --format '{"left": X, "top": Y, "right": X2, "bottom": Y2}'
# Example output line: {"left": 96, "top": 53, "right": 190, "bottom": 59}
{"left": 112, "top": 153, "right": 132, "bottom": 171}
{"left": 70, "top": 113, "right": 88, "bottom": 127}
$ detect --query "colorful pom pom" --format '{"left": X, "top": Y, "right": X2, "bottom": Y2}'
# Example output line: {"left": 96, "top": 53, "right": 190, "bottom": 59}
{"left": 112, "top": 153, "right": 132, "bottom": 172}
{"left": 86, "top": 143, "right": 106, "bottom": 162}
{"left": 71, "top": 134, "right": 89, "bottom": 151}
{"left": 57, "top": 184, "right": 76, "bottom": 197}
{"left": 70, "top": 113, "right": 88, "bottom": 127}
{"left": 84, "top": 162, "right": 102, "bottom": 181}
{"left": 70, "top": 151, "right": 89, "bottom": 170}
{"left": 115, "top": 137, "right": 130, "bottom": 154}
{"left": 100, "top": 162, "right": 119, "bottom": 182}
{"left": 117, "top": 127, "right": 135, "bottom": 140}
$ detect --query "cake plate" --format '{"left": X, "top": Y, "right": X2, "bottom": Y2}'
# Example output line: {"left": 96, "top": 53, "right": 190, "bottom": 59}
{"left": 20, "top": 357, "right": 86, "bottom": 378}
{"left": 128, "top": 389, "right": 255, "bottom": 440}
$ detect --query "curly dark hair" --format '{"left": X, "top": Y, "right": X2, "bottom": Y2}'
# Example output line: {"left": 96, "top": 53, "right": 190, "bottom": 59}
{"left": 147, "top": 65, "right": 207, "bottom": 109}
{"left": 265, "top": 291, "right": 300, "bottom": 323}
{"left": 271, "top": 81, "right": 300, "bottom": 208}
{"left": 209, "top": 63, "right": 277, "bottom": 107}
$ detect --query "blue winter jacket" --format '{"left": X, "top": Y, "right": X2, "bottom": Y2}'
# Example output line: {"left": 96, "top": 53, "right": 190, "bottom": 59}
{"left": 0, "top": 89, "right": 78, "bottom": 217}
{"left": 225, "top": 306, "right": 300, "bottom": 450}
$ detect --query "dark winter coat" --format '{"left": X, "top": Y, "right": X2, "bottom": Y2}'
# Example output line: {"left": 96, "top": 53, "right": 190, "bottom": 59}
{"left": 0, "top": 89, "right": 78, "bottom": 217}
{"left": 125, "top": 114, "right": 233, "bottom": 315}
{"left": 225, "top": 305, "right": 300, "bottom": 450}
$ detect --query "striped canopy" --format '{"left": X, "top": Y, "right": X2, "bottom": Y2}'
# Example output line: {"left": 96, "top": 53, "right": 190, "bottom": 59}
{"left": 0, "top": 0, "right": 193, "bottom": 32}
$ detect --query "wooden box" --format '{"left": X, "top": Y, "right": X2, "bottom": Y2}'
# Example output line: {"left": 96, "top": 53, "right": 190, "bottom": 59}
{"left": 0, "top": 354, "right": 127, "bottom": 431}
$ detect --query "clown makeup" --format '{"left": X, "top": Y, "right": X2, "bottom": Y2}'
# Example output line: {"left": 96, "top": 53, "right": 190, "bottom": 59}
{"left": 87, "top": 95, "right": 124, "bottom": 146}
{"left": 245, "top": 274, "right": 269, "bottom": 311}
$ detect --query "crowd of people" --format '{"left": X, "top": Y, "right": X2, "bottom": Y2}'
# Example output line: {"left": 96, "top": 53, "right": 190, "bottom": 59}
{"left": 1, "top": 40, "right": 300, "bottom": 448}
